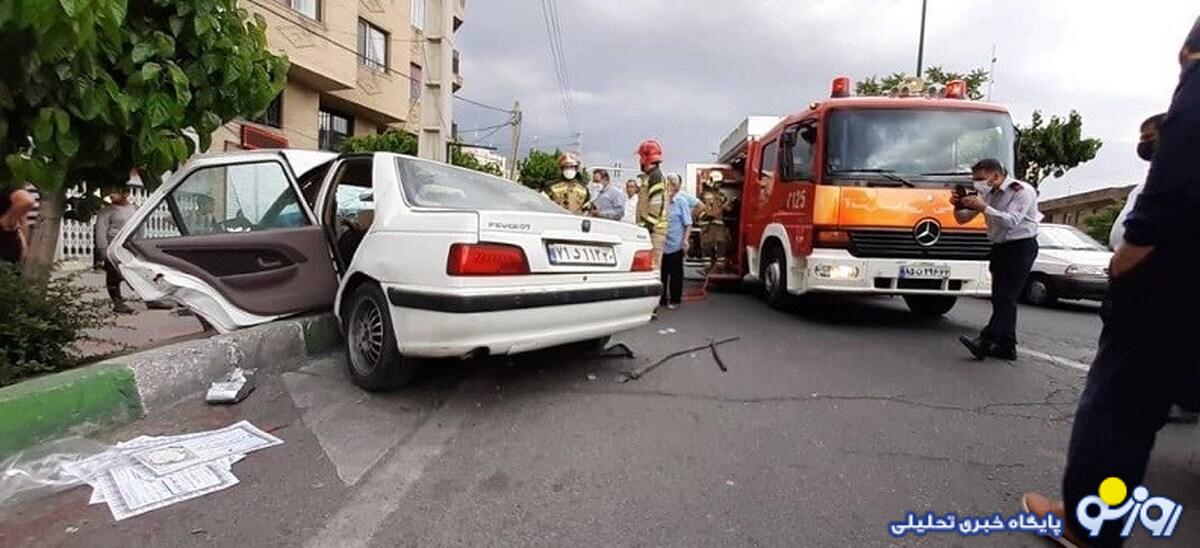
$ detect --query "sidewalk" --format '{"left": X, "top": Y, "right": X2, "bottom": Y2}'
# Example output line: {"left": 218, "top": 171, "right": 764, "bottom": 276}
{"left": 67, "top": 267, "right": 209, "bottom": 360}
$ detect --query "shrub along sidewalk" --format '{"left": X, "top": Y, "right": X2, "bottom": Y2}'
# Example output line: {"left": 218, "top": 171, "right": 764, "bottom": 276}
{"left": 0, "top": 314, "right": 340, "bottom": 459}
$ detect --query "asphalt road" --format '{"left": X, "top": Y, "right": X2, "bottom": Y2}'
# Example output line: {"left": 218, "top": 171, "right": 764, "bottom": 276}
{"left": 4, "top": 289, "right": 1198, "bottom": 547}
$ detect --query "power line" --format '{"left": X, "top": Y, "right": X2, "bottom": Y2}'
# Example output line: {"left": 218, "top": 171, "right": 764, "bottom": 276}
{"left": 539, "top": 0, "right": 575, "bottom": 133}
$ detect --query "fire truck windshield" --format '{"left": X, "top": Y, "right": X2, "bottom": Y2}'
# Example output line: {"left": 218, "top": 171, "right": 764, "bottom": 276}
{"left": 825, "top": 109, "right": 1015, "bottom": 186}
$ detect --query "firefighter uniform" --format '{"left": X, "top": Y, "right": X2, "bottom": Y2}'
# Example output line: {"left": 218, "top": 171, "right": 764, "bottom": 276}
{"left": 547, "top": 180, "right": 590, "bottom": 214}
{"left": 637, "top": 166, "right": 669, "bottom": 268}
{"left": 697, "top": 175, "right": 731, "bottom": 266}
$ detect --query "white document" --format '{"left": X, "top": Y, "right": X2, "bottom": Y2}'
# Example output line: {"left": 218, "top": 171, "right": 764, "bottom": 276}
{"left": 126, "top": 421, "right": 282, "bottom": 476}
{"left": 93, "top": 460, "right": 239, "bottom": 521}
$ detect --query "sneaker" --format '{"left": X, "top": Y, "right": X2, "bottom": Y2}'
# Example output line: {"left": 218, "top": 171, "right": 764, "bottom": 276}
{"left": 667, "top": 303, "right": 679, "bottom": 310}
{"left": 112, "top": 301, "right": 135, "bottom": 315}
{"left": 1021, "top": 492, "right": 1082, "bottom": 547}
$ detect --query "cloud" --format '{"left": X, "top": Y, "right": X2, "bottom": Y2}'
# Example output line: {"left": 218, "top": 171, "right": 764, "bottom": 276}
{"left": 456, "top": 0, "right": 1197, "bottom": 190}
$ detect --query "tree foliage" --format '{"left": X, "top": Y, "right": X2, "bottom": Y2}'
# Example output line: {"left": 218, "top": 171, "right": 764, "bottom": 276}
{"left": 856, "top": 66, "right": 990, "bottom": 100}
{"left": 1015, "top": 110, "right": 1103, "bottom": 187}
{"left": 341, "top": 128, "right": 505, "bottom": 177}
{"left": 0, "top": 0, "right": 289, "bottom": 277}
{"left": 1083, "top": 201, "right": 1123, "bottom": 246}
{"left": 517, "top": 148, "right": 564, "bottom": 190}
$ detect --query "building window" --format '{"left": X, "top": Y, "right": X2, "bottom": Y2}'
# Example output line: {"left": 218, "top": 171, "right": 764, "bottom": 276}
{"left": 318, "top": 108, "right": 353, "bottom": 151}
{"left": 357, "top": 19, "right": 388, "bottom": 71}
{"left": 288, "top": 0, "right": 319, "bottom": 20}
{"left": 253, "top": 94, "right": 283, "bottom": 128}
{"left": 411, "top": 0, "right": 425, "bottom": 30}
{"left": 410, "top": 63, "right": 422, "bottom": 103}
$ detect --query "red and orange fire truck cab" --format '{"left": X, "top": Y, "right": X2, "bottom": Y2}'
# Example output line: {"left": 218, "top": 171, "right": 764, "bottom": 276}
{"left": 708, "top": 77, "right": 1016, "bottom": 316}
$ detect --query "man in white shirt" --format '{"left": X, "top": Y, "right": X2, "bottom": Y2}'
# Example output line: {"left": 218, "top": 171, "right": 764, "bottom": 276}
{"left": 621, "top": 179, "right": 640, "bottom": 224}
{"left": 952, "top": 158, "right": 1042, "bottom": 361}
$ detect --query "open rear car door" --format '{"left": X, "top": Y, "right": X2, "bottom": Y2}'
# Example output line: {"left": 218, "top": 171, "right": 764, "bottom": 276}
{"left": 109, "top": 152, "right": 339, "bottom": 333}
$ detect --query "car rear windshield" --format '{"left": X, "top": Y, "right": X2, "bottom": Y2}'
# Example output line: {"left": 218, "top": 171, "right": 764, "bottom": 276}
{"left": 395, "top": 157, "right": 564, "bottom": 213}
{"left": 825, "top": 108, "right": 1016, "bottom": 186}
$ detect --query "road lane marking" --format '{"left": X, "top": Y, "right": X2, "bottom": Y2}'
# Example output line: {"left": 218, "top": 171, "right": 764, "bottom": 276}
{"left": 305, "top": 396, "right": 471, "bottom": 548}
{"left": 1018, "top": 348, "right": 1090, "bottom": 372}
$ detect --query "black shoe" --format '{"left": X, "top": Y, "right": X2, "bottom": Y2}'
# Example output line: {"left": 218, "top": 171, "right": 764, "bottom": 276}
{"left": 988, "top": 346, "right": 1018, "bottom": 361}
{"left": 112, "top": 301, "right": 135, "bottom": 315}
{"left": 959, "top": 336, "right": 989, "bottom": 360}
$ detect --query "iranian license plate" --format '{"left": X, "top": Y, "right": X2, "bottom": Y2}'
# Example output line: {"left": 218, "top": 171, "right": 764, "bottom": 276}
{"left": 899, "top": 263, "right": 952, "bottom": 279}
{"left": 546, "top": 243, "right": 617, "bottom": 266}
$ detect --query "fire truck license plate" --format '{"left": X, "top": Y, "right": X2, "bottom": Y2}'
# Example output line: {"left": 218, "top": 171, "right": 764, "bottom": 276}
{"left": 899, "top": 264, "right": 952, "bottom": 279}
{"left": 546, "top": 243, "right": 617, "bottom": 266}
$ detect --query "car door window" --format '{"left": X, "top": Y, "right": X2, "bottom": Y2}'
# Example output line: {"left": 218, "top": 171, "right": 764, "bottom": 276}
{"left": 135, "top": 162, "right": 309, "bottom": 239}
{"left": 325, "top": 159, "right": 376, "bottom": 265}
{"left": 783, "top": 123, "right": 816, "bottom": 181}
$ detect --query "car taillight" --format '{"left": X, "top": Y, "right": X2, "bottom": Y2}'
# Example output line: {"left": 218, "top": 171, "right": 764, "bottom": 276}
{"left": 631, "top": 250, "right": 654, "bottom": 272}
{"left": 814, "top": 229, "right": 850, "bottom": 248}
{"left": 447, "top": 243, "right": 530, "bottom": 276}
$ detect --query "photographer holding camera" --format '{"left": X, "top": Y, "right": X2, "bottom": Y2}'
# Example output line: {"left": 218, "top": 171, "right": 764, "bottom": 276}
{"left": 951, "top": 158, "right": 1042, "bottom": 361}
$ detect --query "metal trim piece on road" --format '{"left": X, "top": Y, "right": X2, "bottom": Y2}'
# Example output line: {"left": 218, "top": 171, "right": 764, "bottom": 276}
{"left": 386, "top": 282, "right": 663, "bottom": 313}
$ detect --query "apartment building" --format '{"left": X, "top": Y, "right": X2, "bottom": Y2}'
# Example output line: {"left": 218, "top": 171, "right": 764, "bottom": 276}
{"left": 212, "top": 0, "right": 464, "bottom": 159}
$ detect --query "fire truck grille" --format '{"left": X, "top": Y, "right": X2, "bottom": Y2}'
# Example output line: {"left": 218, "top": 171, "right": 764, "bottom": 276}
{"left": 848, "top": 230, "right": 992, "bottom": 261}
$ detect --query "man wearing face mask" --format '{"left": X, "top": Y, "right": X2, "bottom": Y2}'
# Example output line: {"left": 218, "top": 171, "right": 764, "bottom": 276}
{"left": 1020, "top": 19, "right": 1200, "bottom": 546}
{"left": 951, "top": 158, "right": 1042, "bottom": 361}
{"left": 1109, "top": 113, "right": 1165, "bottom": 249}
{"left": 546, "top": 153, "right": 589, "bottom": 215}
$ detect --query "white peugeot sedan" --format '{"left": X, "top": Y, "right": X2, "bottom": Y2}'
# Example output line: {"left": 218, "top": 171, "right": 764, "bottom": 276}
{"left": 1024, "top": 223, "right": 1112, "bottom": 306}
{"left": 110, "top": 150, "right": 660, "bottom": 390}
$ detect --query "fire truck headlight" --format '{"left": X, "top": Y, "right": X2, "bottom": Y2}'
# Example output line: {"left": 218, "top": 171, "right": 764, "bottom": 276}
{"left": 814, "top": 264, "right": 860, "bottom": 280}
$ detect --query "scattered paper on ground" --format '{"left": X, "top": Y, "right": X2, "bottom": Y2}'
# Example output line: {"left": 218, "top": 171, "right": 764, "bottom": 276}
{"left": 66, "top": 421, "right": 281, "bottom": 520}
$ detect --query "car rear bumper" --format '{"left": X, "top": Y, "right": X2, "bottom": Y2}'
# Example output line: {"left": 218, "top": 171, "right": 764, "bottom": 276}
{"left": 1050, "top": 274, "right": 1108, "bottom": 301}
{"left": 383, "top": 281, "right": 661, "bottom": 358}
{"left": 795, "top": 248, "right": 991, "bottom": 296}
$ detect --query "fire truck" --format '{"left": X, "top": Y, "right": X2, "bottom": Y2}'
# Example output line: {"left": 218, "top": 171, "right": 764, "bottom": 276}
{"left": 691, "top": 77, "right": 1015, "bottom": 316}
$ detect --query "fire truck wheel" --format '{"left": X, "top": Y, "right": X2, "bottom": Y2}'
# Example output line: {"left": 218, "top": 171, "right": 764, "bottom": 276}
{"left": 902, "top": 295, "right": 958, "bottom": 317}
{"left": 761, "top": 245, "right": 791, "bottom": 309}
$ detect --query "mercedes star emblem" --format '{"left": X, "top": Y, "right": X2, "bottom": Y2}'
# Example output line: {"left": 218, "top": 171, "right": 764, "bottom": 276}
{"left": 913, "top": 218, "right": 942, "bottom": 247}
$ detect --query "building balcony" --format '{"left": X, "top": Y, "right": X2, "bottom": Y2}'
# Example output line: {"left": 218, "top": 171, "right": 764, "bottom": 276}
{"left": 454, "top": 0, "right": 465, "bottom": 31}
{"left": 327, "top": 64, "right": 409, "bottom": 124}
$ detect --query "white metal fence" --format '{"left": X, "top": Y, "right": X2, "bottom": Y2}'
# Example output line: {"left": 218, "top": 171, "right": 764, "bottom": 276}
{"left": 55, "top": 187, "right": 179, "bottom": 264}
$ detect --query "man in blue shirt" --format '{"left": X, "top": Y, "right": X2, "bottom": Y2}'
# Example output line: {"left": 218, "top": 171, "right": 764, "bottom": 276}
{"left": 660, "top": 177, "right": 692, "bottom": 309}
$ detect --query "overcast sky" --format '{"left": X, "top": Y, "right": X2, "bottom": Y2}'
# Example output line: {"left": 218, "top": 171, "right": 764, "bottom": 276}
{"left": 454, "top": 1, "right": 1198, "bottom": 199}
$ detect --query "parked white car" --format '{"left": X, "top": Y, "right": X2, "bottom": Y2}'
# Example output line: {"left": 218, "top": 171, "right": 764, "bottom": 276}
{"left": 110, "top": 150, "right": 660, "bottom": 390}
{"left": 1024, "top": 224, "right": 1111, "bottom": 306}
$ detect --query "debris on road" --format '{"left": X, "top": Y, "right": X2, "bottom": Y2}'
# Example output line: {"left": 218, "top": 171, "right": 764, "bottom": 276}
{"left": 616, "top": 337, "right": 740, "bottom": 383}
{"left": 205, "top": 368, "right": 256, "bottom": 404}
{"left": 708, "top": 339, "right": 729, "bottom": 372}
{"left": 0, "top": 421, "right": 282, "bottom": 522}
{"left": 599, "top": 342, "right": 636, "bottom": 359}
{"left": 657, "top": 327, "right": 677, "bottom": 335}
{"left": 586, "top": 373, "right": 598, "bottom": 381}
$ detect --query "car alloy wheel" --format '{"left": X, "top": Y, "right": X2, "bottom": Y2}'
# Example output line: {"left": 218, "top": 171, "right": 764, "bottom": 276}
{"left": 349, "top": 298, "right": 386, "bottom": 377}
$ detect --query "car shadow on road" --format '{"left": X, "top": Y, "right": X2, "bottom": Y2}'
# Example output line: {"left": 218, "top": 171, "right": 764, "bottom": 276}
{"left": 1025, "top": 299, "right": 1101, "bottom": 315}
{"left": 782, "top": 294, "right": 970, "bottom": 330}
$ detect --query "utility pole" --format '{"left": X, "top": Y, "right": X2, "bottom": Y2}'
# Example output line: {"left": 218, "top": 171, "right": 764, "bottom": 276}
{"left": 418, "top": 0, "right": 455, "bottom": 162}
{"left": 916, "top": 0, "right": 928, "bottom": 78}
{"left": 508, "top": 101, "right": 522, "bottom": 181}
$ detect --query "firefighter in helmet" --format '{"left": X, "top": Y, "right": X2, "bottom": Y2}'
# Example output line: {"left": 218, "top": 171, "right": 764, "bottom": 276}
{"left": 697, "top": 170, "right": 731, "bottom": 270}
{"left": 546, "top": 153, "right": 589, "bottom": 215}
{"left": 635, "top": 139, "right": 669, "bottom": 269}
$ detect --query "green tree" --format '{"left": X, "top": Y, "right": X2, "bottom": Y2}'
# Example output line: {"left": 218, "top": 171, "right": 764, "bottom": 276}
{"left": 341, "top": 128, "right": 505, "bottom": 177}
{"left": 0, "top": 0, "right": 288, "bottom": 280}
{"left": 1083, "top": 202, "right": 1123, "bottom": 246}
{"left": 517, "top": 148, "right": 566, "bottom": 190}
{"left": 856, "top": 66, "right": 990, "bottom": 100}
{"left": 1015, "top": 110, "right": 1103, "bottom": 187}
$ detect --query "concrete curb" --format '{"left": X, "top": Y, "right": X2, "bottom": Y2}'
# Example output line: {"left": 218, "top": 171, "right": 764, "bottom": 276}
{"left": 0, "top": 314, "right": 341, "bottom": 459}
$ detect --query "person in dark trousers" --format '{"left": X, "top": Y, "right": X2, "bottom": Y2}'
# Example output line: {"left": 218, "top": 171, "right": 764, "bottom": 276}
{"left": 952, "top": 158, "right": 1042, "bottom": 361}
{"left": 1022, "top": 19, "right": 1200, "bottom": 547}
{"left": 94, "top": 187, "right": 137, "bottom": 314}
{"left": 659, "top": 177, "right": 692, "bottom": 309}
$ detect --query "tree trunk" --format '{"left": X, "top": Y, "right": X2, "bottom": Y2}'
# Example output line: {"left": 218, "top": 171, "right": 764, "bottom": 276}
{"left": 21, "top": 189, "right": 64, "bottom": 283}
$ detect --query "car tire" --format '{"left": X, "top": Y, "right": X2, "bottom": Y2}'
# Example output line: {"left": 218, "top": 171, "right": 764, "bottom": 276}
{"left": 761, "top": 244, "right": 791, "bottom": 310}
{"left": 903, "top": 295, "right": 958, "bottom": 317}
{"left": 1024, "top": 275, "right": 1057, "bottom": 307}
{"left": 344, "top": 283, "right": 420, "bottom": 391}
